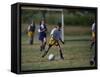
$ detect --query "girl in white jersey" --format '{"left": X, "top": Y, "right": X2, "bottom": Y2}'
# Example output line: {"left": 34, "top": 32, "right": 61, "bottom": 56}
{"left": 90, "top": 22, "right": 95, "bottom": 49}
{"left": 90, "top": 22, "right": 96, "bottom": 65}
{"left": 42, "top": 23, "right": 64, "bottom": 59}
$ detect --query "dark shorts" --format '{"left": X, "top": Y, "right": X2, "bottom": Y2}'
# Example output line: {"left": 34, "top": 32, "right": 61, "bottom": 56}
{"left": 39, "top": 32, "right": 46, "bottom": 41}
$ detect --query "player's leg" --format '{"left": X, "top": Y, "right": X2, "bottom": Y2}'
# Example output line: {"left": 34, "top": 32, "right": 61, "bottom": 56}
{"left": 39, "top": 35, "right": 45, "bottom": 51}
{"left": 90, "top": 41, "right": 95, "bottom": 49}
{"left": 30, "top": 34, "right": 33, "bottom": 45}
{"left": 32, "top": 32, "right": 34, "bottom": 44}
{"left": 90, "top": 42, "right": 95, "bottom": 49}
{"left": 42, "top": 44, "right": 52, "bottom": 57}
{"left": 90, "top": 54, "right": 96, "bottom": 65}
{"left": 90, "top": 32, "right": 96, "bottom": 65}
{"left": 40, "top": 40, "right": 44, "bottom": 51}
{"left": 57, "top": 42, "right": 64, "bottom": 59}
{"left": 29, "top": 36, "right": 31, "bottom": 45}
{"left": 42, "top": 37, "right": 47, "bottom": 50}
{"left": 42, "top": 38, "right": 56, "bottom": 57}
{"left": 28, "top": 31, "right": 32, "bottom": 45}
{"left": 90, "top": 32, "right": 95, "bottom": 49}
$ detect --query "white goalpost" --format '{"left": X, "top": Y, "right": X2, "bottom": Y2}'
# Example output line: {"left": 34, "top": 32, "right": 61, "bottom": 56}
{"left": 21, "top": 7, "right": 64, "bottom": 41}
{"left": 61, "top": 10, "right": 64, "bottom": 41}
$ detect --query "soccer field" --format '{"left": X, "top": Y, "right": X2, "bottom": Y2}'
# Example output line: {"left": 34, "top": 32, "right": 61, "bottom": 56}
{"left": 21, "top": 26, "right": 95, "bottom": 71}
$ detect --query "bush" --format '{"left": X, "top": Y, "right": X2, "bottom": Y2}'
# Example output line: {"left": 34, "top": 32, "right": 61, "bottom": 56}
{"left": 64, "top": 14, "right": 94, "bottom": 26}
{"left": 21, "top": 10, "right": 95, "bottom": 26}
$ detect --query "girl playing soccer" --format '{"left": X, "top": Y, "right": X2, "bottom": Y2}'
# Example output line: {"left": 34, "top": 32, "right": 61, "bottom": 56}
{"left": 38, "top": 20, "right": 47, "bottom": 51}
{"left": 42, "top": 23, "right": 64, "bottom": 59}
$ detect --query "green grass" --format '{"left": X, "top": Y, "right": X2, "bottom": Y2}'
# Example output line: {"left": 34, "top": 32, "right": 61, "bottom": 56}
{"left": 21, "top": 34, "right": 95, "bottom": 71}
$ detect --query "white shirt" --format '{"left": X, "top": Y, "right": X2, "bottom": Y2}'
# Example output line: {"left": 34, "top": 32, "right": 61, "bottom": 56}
{"left": 28, "top": 24, "right": 32, "bottom": 31}
{"left": 50, "top": 28, "right": 61, "bottom": 40}
{"left": 92, "top": 23, "right": 95, "bottom": 32}
{"left": 38, "top": 24, "right": 44, "bottom": 33}
{"left": 40, "top": 24, "right": 44, "bottom": 29}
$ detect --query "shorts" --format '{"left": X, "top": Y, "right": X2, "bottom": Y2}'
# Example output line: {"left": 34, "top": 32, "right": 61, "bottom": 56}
{"left": 39, "top": 32, "right": 46, "bottom": 41}
{"left": 48, "top": 37, "right": 59, "bottom": 46}
{"left": 92, "top": 32, "right": 95, "bottom": 38}
{"left": 28, "top": 31, "right": 34, "bottom": 37}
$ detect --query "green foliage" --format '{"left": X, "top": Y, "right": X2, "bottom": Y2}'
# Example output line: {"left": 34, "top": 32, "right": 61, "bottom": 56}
{"left": 64, "top": 13, "right": 95, "bottom": 26}
{"left": 21, "top": 9, "right": 95, "bottom": 26}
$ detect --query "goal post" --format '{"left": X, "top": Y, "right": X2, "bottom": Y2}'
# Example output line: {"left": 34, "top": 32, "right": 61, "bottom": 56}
{"left": 61, "top": 10, "right": 64, "bottom": 41}
{"left": 21, "top": 7, "right": 64, "bottom": 41}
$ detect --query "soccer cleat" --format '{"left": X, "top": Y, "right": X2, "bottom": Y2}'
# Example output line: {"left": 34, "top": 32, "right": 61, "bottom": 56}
{"left": 42, "top": 52, "right": 46, "bottom": 57}
{"left": 60, "top": 53, "right": 64, "bottom": 60}
{"left": 90, "top": 58, "right": 95, "bottom": 65}
{"left": 59, "top": 49, "right": 64, "bottom": 60}
{"left": 90, "top": 60, "right": 94, "bottom": 65}
{"left": 42, "top": 50, "right": 49, "bottom": 58}
{"left": 42, "top": 53, "right": 46, "bottom": 58}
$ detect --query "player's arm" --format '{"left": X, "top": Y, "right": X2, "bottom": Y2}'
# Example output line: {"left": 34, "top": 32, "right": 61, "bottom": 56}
{"left": 41, "top": 25, "right": 47, "bottom": 32}
{"left": 39, "top": 28, "right": 46, "bottom": 32}
{"left": 28, "top": 25, "right": 30, "bottom": 31}
{"left": 50, "top": 28, "right": 55, "bottom": 37}
{"left": 41, "top": 28, "right": 46, "bottom": 32}
{"left": 39, "top": 28, "right": 44, "bottom": 32}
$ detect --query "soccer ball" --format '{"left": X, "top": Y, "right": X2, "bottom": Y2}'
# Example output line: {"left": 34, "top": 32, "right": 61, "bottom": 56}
{"left": 48, "top": 54, "right": 55, "bottom": 61}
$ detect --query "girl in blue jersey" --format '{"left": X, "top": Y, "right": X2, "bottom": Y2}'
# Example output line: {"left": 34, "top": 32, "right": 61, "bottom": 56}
{"left": 38, "top": 20, "right": 47, "bottom": 51}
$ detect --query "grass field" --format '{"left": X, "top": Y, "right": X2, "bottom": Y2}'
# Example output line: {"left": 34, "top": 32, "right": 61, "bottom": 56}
{"left": 21, "top": 26, "right": 95, "bottom": 71}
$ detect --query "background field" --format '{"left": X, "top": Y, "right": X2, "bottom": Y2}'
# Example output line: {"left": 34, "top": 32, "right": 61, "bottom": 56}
{"left": 21, "top": 8, "right": 96, "bottom": 71}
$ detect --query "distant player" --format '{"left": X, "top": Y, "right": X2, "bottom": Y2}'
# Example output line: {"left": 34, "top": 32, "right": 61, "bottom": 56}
{"left": 38, "top": 20, "right": 47, "bottom": 51}
{"left": 90, "top": 22, "right": 95, "bottom": 49}
{"left": 42, "top": 23, "right": 64, "bottom": 59}
{"left": 90, "top": 22, "right": 96, "bottom": 65}
{"left": 28, "top": 21, "right": 35, "bottom": 45}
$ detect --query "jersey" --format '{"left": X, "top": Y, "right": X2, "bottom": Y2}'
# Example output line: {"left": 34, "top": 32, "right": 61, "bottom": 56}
{"left": 92, "top": 23, "right": 95, "bottom": 32}
{"left": 92, "top": 22, "right": 95, "bottom": 38}
{"left": 48, "top": 28, "right": 61, "bottom": 46}
{"left": 38, "top": 24, "right": 47, "bottom": 41}
{"left": 50, "top": 28, "right": 61, "bottom": 41}
{"left": 28, "top": 24, "right": 35, "bottom": 37}
{"left": 28, "top": 24, "right": 35, "bottom": 32}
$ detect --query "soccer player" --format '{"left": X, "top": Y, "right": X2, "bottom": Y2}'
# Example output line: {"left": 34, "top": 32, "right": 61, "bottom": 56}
{"left": 90, "top": 22, "right": 95, "bottom": 49}
{"left": 90, "top": 22, "right": 96, "bottom": 65}
{"left": 42, "top": 23, "right": 64, "bottom": 59}
{"left": 38, "top": 20, "right": 47, "bottom": 51}
{"left": 28, "top": 21, "right": 35, "bottom": 45}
